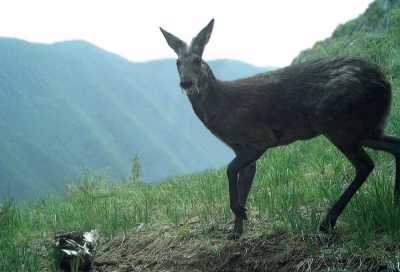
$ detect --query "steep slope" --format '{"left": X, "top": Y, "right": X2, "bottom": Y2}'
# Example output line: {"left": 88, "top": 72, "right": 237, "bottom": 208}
{"left": 0, "top": 38, "right": 270, "bottom": 199}
{"left": 294, "top": 0, "right": 400, "bottom": 83}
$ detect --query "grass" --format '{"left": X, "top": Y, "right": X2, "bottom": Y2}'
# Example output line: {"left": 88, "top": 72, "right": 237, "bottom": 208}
{"left": 2, "top": 136, "right": 400, "bottom": 271}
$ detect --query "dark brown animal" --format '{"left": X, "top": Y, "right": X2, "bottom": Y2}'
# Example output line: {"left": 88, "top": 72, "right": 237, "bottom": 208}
{"left": 160, "top": 19, "right": 400, "bottom": 239}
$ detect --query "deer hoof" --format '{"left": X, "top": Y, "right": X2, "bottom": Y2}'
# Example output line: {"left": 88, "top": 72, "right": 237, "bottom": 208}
{"left": 227, "top": 231, "right": 241, "bottom": 240}
{"left": 227, "top": 220, "right": 243, "bottom": 240}
{"left": 319, "top": 219, "right": 334, "bottom": 233}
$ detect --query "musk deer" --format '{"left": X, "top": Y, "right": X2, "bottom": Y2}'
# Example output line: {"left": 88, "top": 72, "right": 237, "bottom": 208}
{"left": 160, "top": 19, "right": 400, "bottom": 239}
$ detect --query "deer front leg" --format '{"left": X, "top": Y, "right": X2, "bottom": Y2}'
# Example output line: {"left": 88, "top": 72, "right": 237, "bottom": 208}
{"left": 227, "top": 146, "right": 266, "bottom": 240}
{"left": 231, "top": 163, "right": 257, "bottom": 237}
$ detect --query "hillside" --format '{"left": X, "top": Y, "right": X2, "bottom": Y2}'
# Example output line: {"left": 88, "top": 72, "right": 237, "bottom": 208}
{"left": 3, "top": 0, "right": 400, "bottom": 271}
{"left": 294, "top": 0, "right": 400, "bottom": 83}
{"left": 0, "top": 38, "right": 270, "bottom": 200}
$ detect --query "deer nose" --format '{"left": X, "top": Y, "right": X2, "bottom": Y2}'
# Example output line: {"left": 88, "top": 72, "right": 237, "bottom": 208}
{"left": 180, "top": 80, "right": 193, "bottom": 89}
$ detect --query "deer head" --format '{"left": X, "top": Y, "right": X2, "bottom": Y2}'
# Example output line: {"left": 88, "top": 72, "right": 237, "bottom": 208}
{"left": 160, "top": 19, "right": 214, "bottom": 95}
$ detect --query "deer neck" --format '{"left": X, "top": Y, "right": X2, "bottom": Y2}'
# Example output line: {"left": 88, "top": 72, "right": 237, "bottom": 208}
{"left": 186, "top": 63, "right": 220, "bottom": 124}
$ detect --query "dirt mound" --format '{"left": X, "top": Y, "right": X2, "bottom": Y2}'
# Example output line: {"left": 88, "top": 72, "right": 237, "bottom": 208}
{"left": 92, "top": 219, "right": 392, "bottom": 272}
{"left": 95, "top": 231, "right": 304, "bottom": 272}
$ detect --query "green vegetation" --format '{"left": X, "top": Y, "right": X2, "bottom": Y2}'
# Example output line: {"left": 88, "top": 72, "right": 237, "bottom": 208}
{"left": 2, "top": 140, "right": 400, "bottom": 271}
{"left": 3, "top": 0, "right": 400, "bottom": 270}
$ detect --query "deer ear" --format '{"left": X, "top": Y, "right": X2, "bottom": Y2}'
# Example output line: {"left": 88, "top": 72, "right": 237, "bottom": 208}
{"left": 160, "top": 27, "right": 187, "bottom": 56}
{"left": 190, "top": 19, "right": 214, "bottom": 57}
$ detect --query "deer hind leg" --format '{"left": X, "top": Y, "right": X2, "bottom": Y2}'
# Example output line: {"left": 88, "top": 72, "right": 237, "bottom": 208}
{"left": 320, "top": 143, "right": 374, "bottom": 232}
{"left": 362, "top": 135, "right": 400, "bottom": 205}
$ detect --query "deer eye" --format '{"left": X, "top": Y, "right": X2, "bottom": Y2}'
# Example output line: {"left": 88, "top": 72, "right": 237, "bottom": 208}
{"left": 176, "top": 59, "right": 181, "bottom": 68}
{"left": 193, "top": 57, "right": 201, "bottom": 66}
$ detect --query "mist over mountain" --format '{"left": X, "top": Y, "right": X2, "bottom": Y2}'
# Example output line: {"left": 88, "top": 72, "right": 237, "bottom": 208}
{"left": 0, "top": 38, "right": 272, "bottom": 199}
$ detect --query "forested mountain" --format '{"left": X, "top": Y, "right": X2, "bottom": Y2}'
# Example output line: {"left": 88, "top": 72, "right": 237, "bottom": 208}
{"left": 0, "top": 38, "right": 271, "bottom": 199}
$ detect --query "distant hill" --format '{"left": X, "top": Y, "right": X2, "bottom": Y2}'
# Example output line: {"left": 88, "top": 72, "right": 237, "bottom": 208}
{"left": 0, "top": 38, "right": 272, "bottom": 199}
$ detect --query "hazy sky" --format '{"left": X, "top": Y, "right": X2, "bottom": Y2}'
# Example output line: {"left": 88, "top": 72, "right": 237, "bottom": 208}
{"left": 0, "top": 0, "right": 374, "bottom": 67}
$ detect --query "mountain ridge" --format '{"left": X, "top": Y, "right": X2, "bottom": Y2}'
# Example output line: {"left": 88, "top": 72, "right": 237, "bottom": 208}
{"left": 0, "top": 37, "right": 272, "bottom": 199}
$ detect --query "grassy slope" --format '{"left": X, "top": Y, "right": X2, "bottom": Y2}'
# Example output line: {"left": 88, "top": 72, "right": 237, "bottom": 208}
{"left": 3, "top": 1, "right": 400, "bottom": 271}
